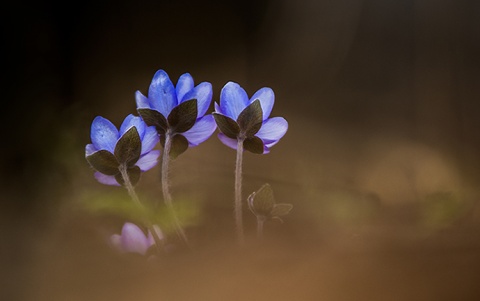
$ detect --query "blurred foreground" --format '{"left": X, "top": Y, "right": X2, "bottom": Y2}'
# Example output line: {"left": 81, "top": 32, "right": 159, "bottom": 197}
{"left": 6, "top": 112, "right": 480, "bottom": 301}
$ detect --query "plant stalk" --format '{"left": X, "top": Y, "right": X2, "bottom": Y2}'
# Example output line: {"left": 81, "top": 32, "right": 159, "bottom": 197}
{"left": 118, "top": 164, "right": 164, "bottom": 252}
{"left": 235, "top": 137, "right": 246, "bottom": 245}
{"left": 256, "top": 216, "right": 265, "bottom": 239}
{"left": 162, "top": 131, "right": 189, "bottom": 245}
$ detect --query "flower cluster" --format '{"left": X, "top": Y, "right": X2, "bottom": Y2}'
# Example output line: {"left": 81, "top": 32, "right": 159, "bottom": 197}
{"left": 85, "top": 69, "right": 290, "bottom": 254}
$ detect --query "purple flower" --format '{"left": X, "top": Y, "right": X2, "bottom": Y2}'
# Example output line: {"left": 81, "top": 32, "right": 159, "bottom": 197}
{"left": 213, "top": 82, "right": 288, "bottom": 154}
{"left": 136, "top": 69, "right": 217, "bottom": 157}
{"left": 110, "top": 222, "right": 163, "bottom": 255}
{"left": 85, "top": 114, "right": 160, "bottom": 186}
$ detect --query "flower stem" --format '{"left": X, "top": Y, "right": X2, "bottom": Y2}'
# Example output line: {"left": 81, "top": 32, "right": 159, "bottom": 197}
{"left": 256, "top": 216, "right": 265, "bottom": 239}
{"left": 118, "top": 164, "right": 164, "bottom": 252}
{"left": 162, "top": 132, "right": 189, "bottom": 245}
{"left": 235, "top": 137, "right": 245, "bottom": 245}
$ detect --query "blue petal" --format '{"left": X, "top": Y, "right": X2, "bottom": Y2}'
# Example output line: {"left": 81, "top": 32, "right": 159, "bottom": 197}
{"left": 135, "top": 91, "right": 150, "bottom": 109}
{"left": 175, "top": 73, "right": 194, "bottom": 102}
{"left": 214, "top": 102, "right": 222, "bottom": 114}
{"left": 94, "top": 172, "right": 120, "bottom": 186}
{"left": 220, "top": 82, "right": 250, "bottom": 120}
{"left": 182, "top": 115, "right": 217, "bottom": 147}
{"left": 85, "top": 144, "right": 97, "bottom": 156}
{"left": 148, "top": 70, "right": 178, "bottom": 117}
{"left": 265, "top": 140, "right": 279, "bottom": 149}
{"left": 91, "top": 116, "right": 119, "bottom": 153}
{"left": 120, "top": 223, "right": 151, "bottom": 255}
{"left": 262, "top": 145, "right": 271, "bottom": 154}
{"left": 217, "top": 133, "right": 240, "bottom": 150}
{"left": 120, "top": 114, "right": 146, "bottom": 138}
{"left": 136, "top": 150, "right": 161, "bottom": 171}
{"left": 255, "top": 117, "right": 288, "bottom": 144}
{"left": 141, "top": 126, "right": 159, "bottom": 155}
{"left": 182, "top": 82, "right": 213, "bottom": 118}
{"left": 250, "top": 87, "right": 274, "bottom": 120}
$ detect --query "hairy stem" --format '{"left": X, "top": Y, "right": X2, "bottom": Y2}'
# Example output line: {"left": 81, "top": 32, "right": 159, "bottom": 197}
{"left": 235, "top": 137, "right": 245, "bottom": 245}
{"left": 119, "top": 164, "right": 163, "bottom": 252}
{"left": 257, "top": 216, "right": 265, "bottom": 239}
{"left": 162, "top": 132, "right": 189, "bottom": 245}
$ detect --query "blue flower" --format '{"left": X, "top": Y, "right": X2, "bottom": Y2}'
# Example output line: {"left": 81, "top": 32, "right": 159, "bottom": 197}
{"left": 110, "top": 222, "right": 163, "bottom": 255}
{"left": 213, "top": 82, "right": 288, "bottom": 154}
{"left": 136, "top": 69, "right": 217, "bottom": 157}
{"left": 85, "top": 114, "right": 160, "bottom": 186}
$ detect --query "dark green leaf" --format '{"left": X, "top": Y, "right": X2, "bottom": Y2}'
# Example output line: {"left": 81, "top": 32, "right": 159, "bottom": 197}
{"left": 138, "top": 108, "right": 167, "bottom": 135}
{"left": 86, "top": 150, "right": 119, "bottom": 175}
{"left": 167, "top": 99, "right": 198, "bottom": 133}
{"left": 114, "top": 127, "right": 141, "bottom": 167}
{"left": 270, "top": 203, "right": 293, "bottom": 217}
{"left": 213, "top": 113, "right": 240, "bottom": 139}
{"left": 169, "top": 134, "right": 189, "bottom": 159}
{"left": 243, "top": 136, "right": 264, "bottom": 154}
{"left": 237, "top": 100, "right": 263, "bottom": 137}
{"left": 128, "top": 166, "right": 142, "bottom": 186}
{"left": 115, "top": 166, "right": 141, "bottom": 186}
{"left": 250, "top": 183, "right": 275, "bottom": 216}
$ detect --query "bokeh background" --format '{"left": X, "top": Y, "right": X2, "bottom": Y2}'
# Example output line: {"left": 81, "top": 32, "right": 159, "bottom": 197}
{"left": 3, "top": 0, "right": 480, "bottom": 300}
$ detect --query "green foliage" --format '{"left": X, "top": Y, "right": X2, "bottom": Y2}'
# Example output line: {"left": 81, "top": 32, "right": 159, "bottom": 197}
{"left": 81, "top": 191, "right": 201, "bottom": 236}
{"left": 82, "top": 191, "right": 148, "bottom": 223}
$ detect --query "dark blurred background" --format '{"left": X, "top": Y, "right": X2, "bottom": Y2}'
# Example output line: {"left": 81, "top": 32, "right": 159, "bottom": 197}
{"left": 2, "top": 0, "right": 480, "bottom": 300}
